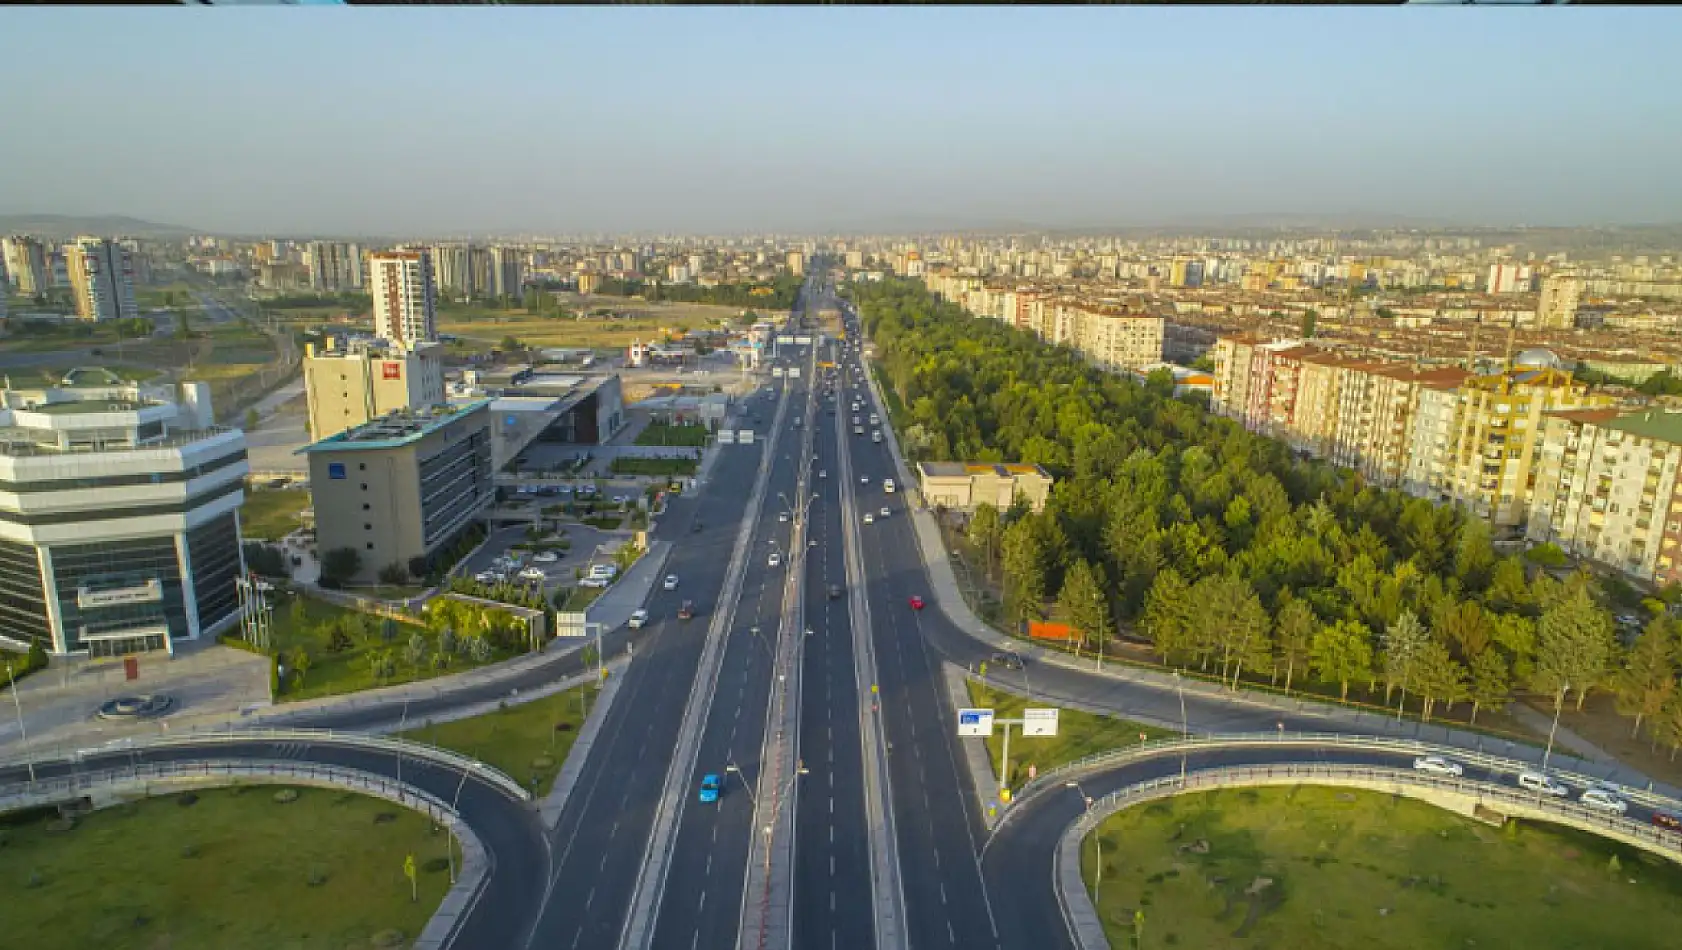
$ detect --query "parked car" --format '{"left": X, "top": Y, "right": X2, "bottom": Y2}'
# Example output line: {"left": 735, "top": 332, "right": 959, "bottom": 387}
{"left": 474, "top": 570, "right": 501, "bottom": 584}
{"left": 628, "top": 609, "right": 649, "bottom": 629}
{"left": 1412, "top": 755, "right": 1464, "bottom": 777}
{"left": 518, "top": 567, "right": 546, "bottom": 582}
{"left": 909, "top": 595, "right": 925, "bottom": 610}
{"left": 663, "top": 574, "right": 680, "bottom": 591}
{"left": 1579, "top": 788, "right": 1628, "bottom": 814}
{"left": 1517, "top": 770, "right": 1569, "bottom": 797}
{"left": 698, "top": 773, "right": 721, "bottom": 804}
{"left": 531, "top": 551, "right": 559, "bottom": 564}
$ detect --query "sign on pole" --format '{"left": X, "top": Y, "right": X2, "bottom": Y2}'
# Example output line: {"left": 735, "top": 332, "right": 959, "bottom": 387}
{"left": 717, "top": 430, "right": 736, "bottom": 444}
{"left": 403, "top": 854, "right": 418, "bottom": 902}
{"left": 738, "top": 429, "right": 755, "bottom": 444}
{"left": 957, "top": 708, "right": 995, "bottom": 737}
{"left": 556, "top": 611, "right": 589, "bottom": 638}
{"left": 1022, "top": 708, "right": 1060, "bottom": 737}
{"left": 787, "top": 367, "right": 801, "bottom": 379}
{"left": 777, "top": 335, "right": 795, "bottom": 345}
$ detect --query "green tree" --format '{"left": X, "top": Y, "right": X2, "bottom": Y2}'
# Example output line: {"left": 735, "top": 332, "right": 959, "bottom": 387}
{"left": 404, "top": 631, "right": 428, "bottom": 669}
{"left": 1140, "top": 568, "right": 1195, "bottom": 665}
{"left": 1533, "top": 588, "right": 1619, "bottom": 710}
{"left": 320, "top": 547, "right": 362, "bottom": 585}
{"left": 967, "top": 503, "right": 1002, "bottom": 579}
{"left": 1381, "top": 610, "right": 1430, "bottom": 709}
{"left": 244, "top": 408, "right": 260, "bottom": 431}
{"left": 1615, "top": 616, "right": 1676, "bottom": 737}
{"left": 1274, "top": 594, "right": 1318, "bottom": 695}
{"left": 1057, "top": 559, "right": 1111, "bottom": 657}
{"left": 1412, "top": 641, "right": 1467, "bottom": 722}
{"left": 1466, "top": 649, "right": 1510, "bottom": 725}
{"left": 1300, "top": 309, "right": 1318, "bottom": 340}
{"left": 1194, "top": 574, "right": 1270, "bottom": 687}
{"left": 1311, "top": 618, "right": 1374, "bottom": 701}
{"left": 286, "top": 645, "right": 311, "bottom": 688}
{"left": 1000, "top": 516, "right": 1047, "bottom": 626}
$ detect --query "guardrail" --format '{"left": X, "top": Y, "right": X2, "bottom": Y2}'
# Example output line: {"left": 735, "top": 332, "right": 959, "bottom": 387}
{"left": 1000, "top": 731, "right": 1682, "bottom": 838}
{"left": 0, "top": 728, "right": 531, "bottom": 804}
{"left": 1054, "top": 763, "right": 1682, "bottom": 950}
{"left": 0, "top": 757, "right": 458, "bottom": 821}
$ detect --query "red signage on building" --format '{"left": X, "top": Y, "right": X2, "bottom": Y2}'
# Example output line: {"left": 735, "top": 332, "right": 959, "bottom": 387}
{"left": 382, "top": 362, "right": 402, "bottom": 380}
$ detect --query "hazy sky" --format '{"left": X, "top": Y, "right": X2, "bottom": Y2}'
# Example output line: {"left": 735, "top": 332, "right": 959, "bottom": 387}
{"left": 3, "top": 8, "right": 1679, "bottom": 235}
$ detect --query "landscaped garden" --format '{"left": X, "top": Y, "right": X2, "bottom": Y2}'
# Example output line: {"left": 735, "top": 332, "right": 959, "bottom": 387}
{"left": 238, "top": 487, "right": 310, "bottom": 541}
{"left": 1081, "top": 786, "right": 1682, "bottom": 950}
{"left": 401, "top": 681, "right": 600, "bottom": 797}
{"left": 610, "top": 456, "right": 698, "bottom": 477}
{"left": 634, "top": 422, "right": 711, "bottom": 447}
{"left": 0, "top": 785, "right": 452, "bottom": 950}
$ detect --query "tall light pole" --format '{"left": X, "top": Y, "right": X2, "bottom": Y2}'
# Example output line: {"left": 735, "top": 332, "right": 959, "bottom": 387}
{"left": 1066, "top": 781, "right": 1100, "bottom": 905}
{"left": 1543, "top": 680, "right": 1569, "bottom": 772}
{"left": 1172, "top": 671, "right": 1189, "bottom": 785}
{"left": 5, "top": 660, "right": 35, "bottom": 784}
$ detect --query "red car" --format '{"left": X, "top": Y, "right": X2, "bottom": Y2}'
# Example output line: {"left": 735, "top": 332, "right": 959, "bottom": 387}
{"left": 908, "top": 596, "right": 925, "bottom": 611}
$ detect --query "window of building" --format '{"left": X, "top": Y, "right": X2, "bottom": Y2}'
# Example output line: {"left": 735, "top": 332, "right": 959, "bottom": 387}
{"left": 0, "top": 538, "right": 51, "bottom": 650}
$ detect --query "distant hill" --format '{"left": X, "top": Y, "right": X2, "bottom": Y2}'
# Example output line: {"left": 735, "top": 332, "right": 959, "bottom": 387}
{"left": 0, "top": 213, "right": 197, "bottom": 238}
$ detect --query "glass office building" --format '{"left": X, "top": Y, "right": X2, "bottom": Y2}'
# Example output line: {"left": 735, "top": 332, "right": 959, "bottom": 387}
{"left": 0, "top": 370, "right": 249, "bottom": 656}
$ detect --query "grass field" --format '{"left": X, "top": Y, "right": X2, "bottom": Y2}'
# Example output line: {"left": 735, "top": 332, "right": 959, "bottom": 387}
{"left": 635, "top": 422, "right": 711, "bottom": 447}
{"left": 1081, "top": 786, "right": 1682, "bottom": 950}
{"left": 610, "top": 456, "right": 698, "bottom": 477}
{"left": 0, "top": 785, "right": 452, "bottom": 950}
{"left": 401, "top": 682, "right": 600, "bottom": 796}
{"left": 965, "top": 679, "right": 1173, "bottom": 791}
{"left": 240, "top": 488, "right": 311, "bottom": 541}
{"left": 437, "top": 295, "right": 763, "bottom": 351}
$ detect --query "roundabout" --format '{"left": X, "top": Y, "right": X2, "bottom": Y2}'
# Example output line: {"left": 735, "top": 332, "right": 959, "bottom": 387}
{"left": 95, "top": 694, "right": 175, "bottom": 721}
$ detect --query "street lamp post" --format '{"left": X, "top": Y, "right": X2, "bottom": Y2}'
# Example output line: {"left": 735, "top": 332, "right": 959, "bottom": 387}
{"left": 1172, "top": 671, "right": 1189, "bottom": 785}
{"left": 5, "top": 660, "right": 35, "bottom": 784}
{"left": 1066, "top": 781, "right": 1100, "bottom": 905}
{"left": 1543, "top": 681, "right": 1569, "bottom": 772}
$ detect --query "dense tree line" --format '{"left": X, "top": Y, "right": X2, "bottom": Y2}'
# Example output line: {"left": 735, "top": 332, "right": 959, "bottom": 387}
{"left": 589, "top": 274, "right": 802, "bottom": 310}
{"left": 850, "top": 278, "right": 1682, "bottom": 746}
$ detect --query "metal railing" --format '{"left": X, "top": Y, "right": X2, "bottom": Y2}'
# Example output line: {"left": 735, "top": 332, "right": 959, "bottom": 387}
{"left": 0, "top": 728, "right": 530, "bottom": 803}
{"left": 998, "top": 731, "right": 1682, "bottom": 838}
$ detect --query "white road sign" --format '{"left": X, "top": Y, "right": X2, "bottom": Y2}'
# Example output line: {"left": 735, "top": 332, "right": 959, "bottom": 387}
{"left": 794, "top": 336, "right": 812, "bottom": 345}
{"left": 957, "top": 708, "right": 995, "bottom": 737}
{"left": 772, "top": 367, "right": 785, "bottom": 378}
{"left": 787, "top": 368, "right": 801, "bottom": 379}
{"left": 777, "top": 335, "right": 795, "bottom": 345}
{"left": 556, "top": 612, "right": 589, "bottom": 638}
{"left": 717, "top": 430, "right": 735, "bottom": 444}
{"left": 738, "top": 429, "right": 755, "bottom": 444}
{"left": 1022, "top": 708, "right": 1060, "bottom": 737}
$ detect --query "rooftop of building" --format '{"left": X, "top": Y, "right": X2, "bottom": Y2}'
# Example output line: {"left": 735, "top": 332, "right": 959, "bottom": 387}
{"left": 1605, "top": 408, "right": 1682, "bottom": 444}
{"left": 26, "top": 398, "right": 155, "bottom": 416}
{"left": 918, "top": 461, "right": 1052, "bottom": 480}
{"left": 297, "top": 399, "right": 490, "bottom": 454}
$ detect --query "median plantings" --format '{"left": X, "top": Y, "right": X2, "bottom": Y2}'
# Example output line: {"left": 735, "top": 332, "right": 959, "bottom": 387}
{"left": 610, "top": 455, "right": 698, "bottom": 477}
{"left": 1080, "top": 786, "right": 1682, "bottom": 950}
{"left": 965, "top": 679, "right": 1171, "bottom": 789}
{"left": 635, "top": 422, "right": 711, "bottom": 447}
{"left": 0, "top": 786, "right": 450, "bottom": 949}
{"left": 401, "top": 682, "right": 600, "bottom": 796}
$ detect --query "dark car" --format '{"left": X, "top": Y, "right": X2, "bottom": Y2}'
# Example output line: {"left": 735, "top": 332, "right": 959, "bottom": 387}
{"left": 990, "top": 651, "right": 1025, "bottom": 671}
{"left": 828, "top": 584, "right": 843, "bottom": 600}
{"left": 678, "top": 600, "right": 696, "bottom": 620}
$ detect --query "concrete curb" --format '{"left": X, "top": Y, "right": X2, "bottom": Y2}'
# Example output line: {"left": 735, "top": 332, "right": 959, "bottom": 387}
{"left": 942, "top": 662, "right": 1003, "bottom": 832}
{"left": 378, "top": 663, "right": 623, "bottom": 738}
{"left": 540, "top": 660, "right": 628, "bottom": 829}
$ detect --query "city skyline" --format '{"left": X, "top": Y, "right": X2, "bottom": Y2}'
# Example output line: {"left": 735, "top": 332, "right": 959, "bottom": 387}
{"left": 2, "top": 9, "right": 1680, "bottom": 234}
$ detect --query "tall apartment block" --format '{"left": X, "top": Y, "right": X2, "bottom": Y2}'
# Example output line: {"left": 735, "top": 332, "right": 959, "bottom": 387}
{"left": 2, "top": 235, "right": 49, "bottom": 295}
{"left": 307, "top": 241, "right": 365, "bottom": 292}
{"left": 369, "top": 248, "right": 438, "bottom": 346}
{"left": 299, "top": 401, "right": 493, "bottom": 584}
{"left": 66, "top": 236, "right": 140, "bottom": 322}
{"left": 303, "top": 338, "right": 446, "bottom": 441}
{"left": 489, "top": 246, "right": 524, "bottom": 299}
{"left": 0, "top": 370, "right": 248, "bottom": 655}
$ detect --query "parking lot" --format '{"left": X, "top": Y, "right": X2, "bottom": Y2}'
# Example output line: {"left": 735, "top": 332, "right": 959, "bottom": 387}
{"left": 457, "top": 523, "right": 632, "bottom": 596}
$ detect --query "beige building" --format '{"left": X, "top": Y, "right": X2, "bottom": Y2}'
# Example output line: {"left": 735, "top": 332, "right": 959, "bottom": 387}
{"left": 369, "top": 249, "right": 438, "bottom": 346}
{"left": 1068, "top": 304, "right": 1165, "bottom": 373}
{"left": 786, "top": 250, "right": 805, "bottom": 276}
{"left": 1536, "top": 274, "right": 1583, "bottom": 330}
{"left": 300, "top": 400, "right": 494, "bottom": 584}
{"left": 1400, "top": 375, "right": 1465, "bottom": 499}
{"left": 2, "top": 235, "right": 49, "bottom": 295}
{"left": 302, "top": 338, "right": 445, "bottom": 441}
{"left": 915, "top": 461, "right": 1054, "bottom": 514}
{"left": 65, "top": 237, "right": 139, "bottom": 322}
{"left": 1527, "top": 408, "right": 1682, "bottom": 583}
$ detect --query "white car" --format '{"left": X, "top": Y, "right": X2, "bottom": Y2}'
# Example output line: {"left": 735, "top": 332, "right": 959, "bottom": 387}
{"left": 879, "top": 507, "right": 891, "bottom": 518}
{"left": 863, "top": 512, "right": 875, "bottom": 524}
{"left": 531, "top": 551, "right": 559, "bottom": 564}
{"left": 860, "top": 476, "right": 869, "bottom": 485}
{"left": 819, "top": 470, "right": 827, "bottom": 479}
{"left": 474, "top": 570, "right": 501, "bottom": 584}
{"left": 1579, "top": 788, "right": 1628, "bottom": 814}
{"left": 779, "top": 511, "right": 790, "bottom": 523}
{"left": 628, "top": 609, "right": 649, "bottom": 629}
{"left": 768, "top": 552, "right": 781, "bottom": 567}
{"left": 1412, "top": 755, "right": 1463, "bottom": 777}
{"left": 1517, "top": 770, "right": 1569, "bottom": 797}
{"left": 518, "top": 567, "right": 546, "bottom": 582}
{"left": 663, "top": 574, "right": 679, "bottom": 591}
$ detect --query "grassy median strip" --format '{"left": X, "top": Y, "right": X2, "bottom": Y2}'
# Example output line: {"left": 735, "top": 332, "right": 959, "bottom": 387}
{"left": 965, "top": 679, "right": 1174, "bottom": 789}
{"left": 401, "top": 681, "right": 601, "bottom": 797}
{"left": 1, "top": 785, "right": 452, "bottom": 950}
{"left": 1081, "top": 785, "right": 1682, "bottom": 950}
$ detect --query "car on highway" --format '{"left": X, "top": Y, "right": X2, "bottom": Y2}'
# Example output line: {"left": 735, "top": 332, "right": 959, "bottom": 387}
{"left": 678, "top": 600, "right": 696, "bottom": 620}
{"left": 698, "top": 773, "right": 721, "bottom": 804}
{"left": 909, "top": 595, "right": 925, "bottom": 610}
{"left": 768, "top": 552, "right": 781, "bottom": 567}
{"left": 1517, "top": 770, "right": 1569, "bottom": 797}
{"left": 879, "top": 506, "right": 891, "bottom": 518}
{"left": 628, "top": 609, "right": 649, "bottom": 629}
{"left": 1412, "top": 755, "right": 1463, "bottom": 777}
{"left": 990, "top": 651, "right": 1025, "bottom": 670}
{"left": 1579, "top": 788, "right": 1628, "bottom": 814}
{"left": 779, "top": 511, "right": 790, "bottom": 522}
{"left": 663, "top": 574, "right": 679, "bottom": 590}
{"left": 531, "top": 550, "right": 559, "bottom": 563}
{"left": 819, "top": 469, "right": 827, "bottom": 478}
{"left": 828, "top": 584, "right": 843, "bottom": 599}
{"left": 1653, "top": 810, "right": 1682, "bottom": 832}
{"left": 859, "top": 475, "right": 869, "bottom": 485}
{"left": 862, "top": 512, "right": 875, "bottom": 524}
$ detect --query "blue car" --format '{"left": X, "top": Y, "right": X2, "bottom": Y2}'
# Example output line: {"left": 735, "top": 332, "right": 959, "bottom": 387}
{"left": 698, "top": 774, "right": 721, "bottom": 804}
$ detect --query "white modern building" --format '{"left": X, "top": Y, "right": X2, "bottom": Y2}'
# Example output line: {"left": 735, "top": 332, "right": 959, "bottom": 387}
{"left": 0, "top": 370, "right": 249, "bottom": 656}
{"left": 369, "top": 248, "right": 438, "bottom": 347}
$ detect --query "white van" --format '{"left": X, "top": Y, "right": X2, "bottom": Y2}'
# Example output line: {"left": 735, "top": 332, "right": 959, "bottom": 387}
{"left": 872, "top": 430, "right": 882, "bottom": 443}
{"left": 883, "top": 479, "right": 896, "bottom": 494}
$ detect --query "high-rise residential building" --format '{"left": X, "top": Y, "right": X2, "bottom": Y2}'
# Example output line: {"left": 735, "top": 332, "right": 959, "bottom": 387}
{"left": 577, "top": 272, "right": 602, "bottom": 295}
{"left": 368, "top": 249, "right": 438, "bottom": 346}
{"left": 2, "top": 236, "right": 48, "bottom": 295}
{"left": 300, "top": 401, "right": 494, "bottom": 584}
{"left": 1527, "top": 407, "right": 1682, "bottom": 585}
{"left": 302, "top": 338, "right": 446, "bottom": 441}
{"left": 65, "top": 237, "right": 140, "bottom": 322}
{"left": 1536, "top": 274, "right": 1583, "bottom": 329}
{"left": 1486, "top": 263, "right": 1533, "bottom": 294}
{"left": 432, "top": 244, "right": 473, "bottom": 297}
{"left": 117, "top": 238, "right": 152, "bottom": 286}
{"left": 307, "top": 241, "right": 364, "bottom": 292}
{"left": 0, "top": 371, "right": 247, "bottom": 655}
{"left": 489, "top": 246, "right": 524, "bottom": 299}
{"left": 845, "top": 250, "right": 865, "bottom": 270}
{"left": 786, "top": 250, "right": 805, "bottom": 276}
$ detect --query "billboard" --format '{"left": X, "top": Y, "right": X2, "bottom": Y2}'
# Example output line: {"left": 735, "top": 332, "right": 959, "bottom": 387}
{"left": 1027, "top": 621, "right": 1079, "bottom": 642}
{"left": 957, "top": 708, "right": 995, "bottom": 737}
{"left": 382, "top": 362, "right": 402, "bottom": 380}
{"left": 1022, "top": 708, "right": 1060, "bottom": 737}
